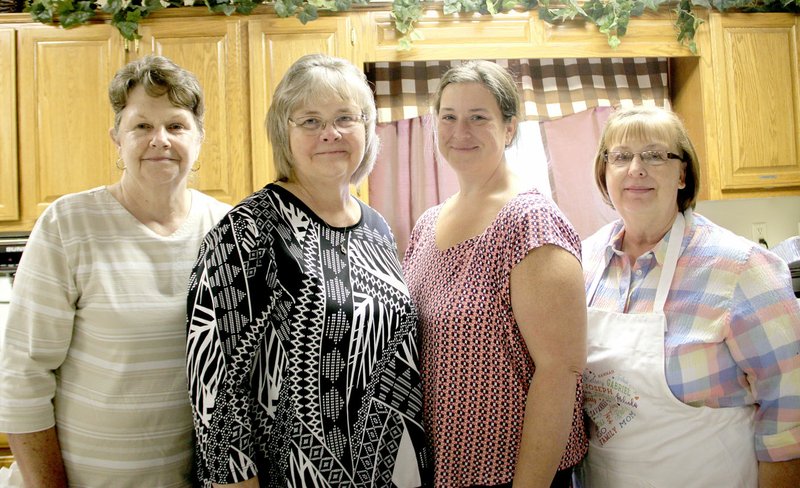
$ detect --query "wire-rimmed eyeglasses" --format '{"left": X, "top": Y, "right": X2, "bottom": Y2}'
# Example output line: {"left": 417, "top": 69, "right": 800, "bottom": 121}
{"left": 605, "top": 150, "right": 684, "bottom": 167}
{"left": 288, "top": 113, "right": 367, "bottom": 135}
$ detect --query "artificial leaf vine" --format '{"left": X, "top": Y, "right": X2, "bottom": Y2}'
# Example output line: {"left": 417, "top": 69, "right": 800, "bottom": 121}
{"left": 21, "top": 0, "right": 800, "bottom": 54}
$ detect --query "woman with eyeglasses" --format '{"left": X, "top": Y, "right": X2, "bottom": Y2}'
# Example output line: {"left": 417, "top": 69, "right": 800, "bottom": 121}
{"left": 579, "top": 105, "right": 800, "bottom": 487}
{"left": 185, "top": 54, "right": 432, "bottom": 488}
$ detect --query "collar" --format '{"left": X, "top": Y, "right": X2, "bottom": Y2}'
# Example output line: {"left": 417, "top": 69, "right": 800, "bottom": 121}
{"left": 602, "top": 211, "right": 691, "bottom": 267}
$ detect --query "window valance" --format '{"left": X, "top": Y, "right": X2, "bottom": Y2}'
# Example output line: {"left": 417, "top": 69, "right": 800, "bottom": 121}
{"left": 369, "top": 57, "right": 670, "bottom": 123}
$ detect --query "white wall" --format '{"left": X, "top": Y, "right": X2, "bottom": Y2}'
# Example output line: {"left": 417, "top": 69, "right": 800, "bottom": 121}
{"left": 695, "top": 196, "right": 800, "bottom": 249}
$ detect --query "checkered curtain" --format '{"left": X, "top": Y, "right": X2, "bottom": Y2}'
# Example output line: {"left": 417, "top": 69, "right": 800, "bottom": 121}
{"left": 369, "top": 58, "right": 669, "bottom": 123}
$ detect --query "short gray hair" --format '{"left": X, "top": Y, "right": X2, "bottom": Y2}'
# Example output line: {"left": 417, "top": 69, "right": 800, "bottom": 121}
{"left": 265, "top": 54, "right": 379, "bottom": 185}
{"left": 108, "top": 55, "right": 204, "bottom": 134}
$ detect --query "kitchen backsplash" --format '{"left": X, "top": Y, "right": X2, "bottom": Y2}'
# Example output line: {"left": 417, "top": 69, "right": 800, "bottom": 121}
{"left": 695, "top": 196, "right": 800, "bottom": 249}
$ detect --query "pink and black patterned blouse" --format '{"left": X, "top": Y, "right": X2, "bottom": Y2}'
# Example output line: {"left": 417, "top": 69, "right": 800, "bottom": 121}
{"left": 403, "top": 189, "right": 588, "bottom": 487}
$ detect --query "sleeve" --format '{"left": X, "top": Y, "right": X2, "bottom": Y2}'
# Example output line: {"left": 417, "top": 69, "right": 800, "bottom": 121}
{"left": 0, "top": 204, "right": 77, "bottom": 433}
{"left": 506, "top": 196, "right": 583, "bottom": 275}
{"left": 186, "top": 211, "right": 265, "bottom": 484}
{"left": 727, "top": 247, "right": 800, "bottom": 462}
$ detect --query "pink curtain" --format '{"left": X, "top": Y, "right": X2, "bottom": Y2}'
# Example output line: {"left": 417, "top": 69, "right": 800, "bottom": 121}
{"left": 542, "top": 107, "right": 619, "bottom": 240}
{"left": 370, "top": 115, "right": 459, "bottom": 256}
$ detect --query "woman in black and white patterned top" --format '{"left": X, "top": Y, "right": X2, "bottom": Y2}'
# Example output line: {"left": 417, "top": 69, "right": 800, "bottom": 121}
{"left": 186, "top": 54, "right": 432, "bottom": 488}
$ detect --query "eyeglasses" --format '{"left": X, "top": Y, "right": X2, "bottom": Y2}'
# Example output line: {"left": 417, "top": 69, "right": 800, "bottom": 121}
{"left": 288, "top": 113, "right": 367, "bottom": 135}
{"left": 605, "top": 150, "right": 684, "bottom": 167}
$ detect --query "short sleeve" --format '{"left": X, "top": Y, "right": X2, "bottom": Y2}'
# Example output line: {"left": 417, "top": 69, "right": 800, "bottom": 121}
{"left": 501, "top": 194, "right": 582, "bottom": 276}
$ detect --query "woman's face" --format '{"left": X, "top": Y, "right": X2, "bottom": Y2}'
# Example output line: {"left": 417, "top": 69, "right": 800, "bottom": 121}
{"left": 111, "top": 84, "right": 201, "bottom": 189}
{"left": 605, "top": 137, "right": 687, "bottom": 220}
{"left": 288, "top": 98, "right": 366, "bottom": 187}
{"left": 436, "top": 82, "right": 515, "bottom": 173}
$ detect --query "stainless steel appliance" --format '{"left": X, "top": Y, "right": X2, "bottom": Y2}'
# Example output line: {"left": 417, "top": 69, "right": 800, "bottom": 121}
{"left": 0, "top": 233, "right": 28, "bottom": 326}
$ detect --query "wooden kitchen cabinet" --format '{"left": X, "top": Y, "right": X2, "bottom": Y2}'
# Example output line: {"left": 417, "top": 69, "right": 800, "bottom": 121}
{"left": 0, "top": 433, "right": 11, "bottom": 469}
{"left": 2, "top": 7, "right": 798, "bottom": 230}
{"left": 710, "top": 13, "right": 800, "bottom": 193}
{"left": 364, "top": 9, "right": 694, "bottom": 62}
{"left": 2, "top": 15, "right": 253, "bottom": 232}
{"left": 0, "top": 27, "right": 18, "bottom": 222}
{"left": 10, "top": 23, "right": 126, "bottom": 230}
{"left": 136, "top": 16, "right": 252, "bottom": 206}
{"left": 673, "top": 13, "right": 800, "bottom": 199}
{"left": 248, "top": 16, "right": 354, "bottom": 187}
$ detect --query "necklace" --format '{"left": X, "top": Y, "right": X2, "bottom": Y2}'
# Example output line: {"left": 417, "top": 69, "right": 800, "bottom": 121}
{"left": 340, "top": 229, "right": 349, "bottom": 254}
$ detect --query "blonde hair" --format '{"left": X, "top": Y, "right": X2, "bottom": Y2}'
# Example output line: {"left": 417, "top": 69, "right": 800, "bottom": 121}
{"left": 594, "top": 105, "right": 700, "bottom": 211}
{"left": 265, "top": 54, "right": 379, "bottom": 185}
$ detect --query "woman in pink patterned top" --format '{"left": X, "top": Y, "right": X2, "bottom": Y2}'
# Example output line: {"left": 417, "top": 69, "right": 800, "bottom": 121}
{"left": 403, "top": 60, "right": 588, "bottom": 487}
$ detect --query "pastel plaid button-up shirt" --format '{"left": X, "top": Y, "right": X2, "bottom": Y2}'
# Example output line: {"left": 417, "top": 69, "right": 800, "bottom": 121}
{"left": 582, "top": 211, "right": 800, "bottom": 462}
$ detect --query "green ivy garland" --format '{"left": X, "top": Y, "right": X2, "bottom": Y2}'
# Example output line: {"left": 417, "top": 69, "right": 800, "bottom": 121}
{"left": 23, "top": 0, "right": 800, "bottom": 54}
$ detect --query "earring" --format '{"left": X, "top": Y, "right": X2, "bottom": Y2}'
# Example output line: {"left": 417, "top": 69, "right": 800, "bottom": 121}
{"left": 115, "top": 158, "right": 126, "bottom": 170}
{"left": 190, "top": 162, "right": 201, "bottom": 173}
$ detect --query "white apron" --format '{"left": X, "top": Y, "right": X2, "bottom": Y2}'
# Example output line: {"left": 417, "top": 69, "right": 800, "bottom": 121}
{"left": 580, "top": 211, "right": 757, "bottom": 488}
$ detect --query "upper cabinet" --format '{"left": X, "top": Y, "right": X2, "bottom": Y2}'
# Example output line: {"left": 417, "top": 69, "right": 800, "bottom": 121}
{"left": 673, "top": 13, "right": 800, "bottom": 199}
{"left": 710, "top": 13, "right": 800, "bottom": 193}
{"left": 14, "top": 23, "right": 125, "bottom": 230}
{"left": 247, "top": 15, "right": 355, "bottom": 188}
{"left": 364, "top": 9, "right": 695, "bottom": 61}
{"left": 136, "top": 16, "right": 251, "bottom": 206}
{"left": 0, "top": 8, "right": 797, "bottom": 231}
{"left": 0, "top": 27, "right": 18, "bottom": 222}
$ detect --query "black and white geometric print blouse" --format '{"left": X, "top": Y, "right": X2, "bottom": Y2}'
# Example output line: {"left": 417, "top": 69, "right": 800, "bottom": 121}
{"left": 187, "top": 184, "right": 432, "bottom": 487}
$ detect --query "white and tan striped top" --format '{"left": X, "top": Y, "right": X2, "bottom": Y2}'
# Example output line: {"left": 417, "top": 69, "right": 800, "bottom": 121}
{"left": 0, "top": 187, "right": 230, "bottom": 487}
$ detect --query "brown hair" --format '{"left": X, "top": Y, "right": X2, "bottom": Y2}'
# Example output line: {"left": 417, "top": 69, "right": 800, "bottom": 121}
{"left": 431, "top": 60, "right": 521, "bottom": 145}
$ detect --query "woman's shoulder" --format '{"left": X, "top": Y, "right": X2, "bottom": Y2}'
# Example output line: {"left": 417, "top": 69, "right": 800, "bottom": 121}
{"left": 37, "top": 186, "right": 121, "bottom": 224}
{"left": 582, "top": 220, "right": 622, "bottom": 249}
{"left": 689, "top": 212, "right": 776, "bottom": 266}
{"left": 502, "top": 188, "right": 565, "bottom": 221}
{"left": 498, "top": 189, "right": 577, "bottom": 235}
{"left": 190, "top": 190, "right": 233, "bottom": 216}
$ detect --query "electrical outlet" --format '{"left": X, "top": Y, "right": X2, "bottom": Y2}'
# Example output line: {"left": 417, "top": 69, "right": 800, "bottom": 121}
{"left": 752, "top": 222, "right": 767, "bottom": 242}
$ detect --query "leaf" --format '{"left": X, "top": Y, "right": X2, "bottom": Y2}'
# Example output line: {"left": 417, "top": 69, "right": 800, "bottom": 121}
{"left": 60, "top": 10, "right": 95, "bottom": 27}
{"left": 114, "top": 20, "right": 141, "bottom": 40}
{"left": 273, "top": 0, "right": 290, "bottom": 17}
{"left": 297, "top": 2, "right": 318, "bottom": 23}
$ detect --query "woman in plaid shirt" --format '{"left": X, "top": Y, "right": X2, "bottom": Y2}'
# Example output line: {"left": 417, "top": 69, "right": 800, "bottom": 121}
{"left": 579, "top": 106, "right": 800, "bottom": 487}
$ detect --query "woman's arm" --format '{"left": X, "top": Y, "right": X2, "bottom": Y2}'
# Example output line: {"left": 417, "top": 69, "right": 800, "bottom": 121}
{"left": 7, "top": 427, "right": 67, "bottom": 487}
{"left": 510, "top": 244, "right": 587, "bottom": 488}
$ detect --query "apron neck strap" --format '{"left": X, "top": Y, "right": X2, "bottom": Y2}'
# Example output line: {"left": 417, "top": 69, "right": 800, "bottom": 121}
{"left": 586, "top": 210, "right": 688, "bottom": 312}
{"left": 653, "top": 210, "right": 687, "bottom": 313}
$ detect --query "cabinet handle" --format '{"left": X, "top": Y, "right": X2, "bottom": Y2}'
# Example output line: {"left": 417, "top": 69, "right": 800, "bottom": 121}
{"left": 350, "top": 27, "right": 356, "bottom": 46}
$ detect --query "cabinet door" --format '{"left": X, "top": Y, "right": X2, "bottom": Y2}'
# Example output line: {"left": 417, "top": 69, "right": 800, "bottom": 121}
{"left": 0, "top": 28, "right": 18, "bottom": 222}
{"left": 17, "top": 24, "right": 125, "bottom": 223}
{"left": 137, "top": 17, "right": 251, "bottom": 206}
{"left": 248, "top": 16, "right": 354, "bottom": 189}
{"left": 711, "top": 13, "right": 800, "bottom": 191}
